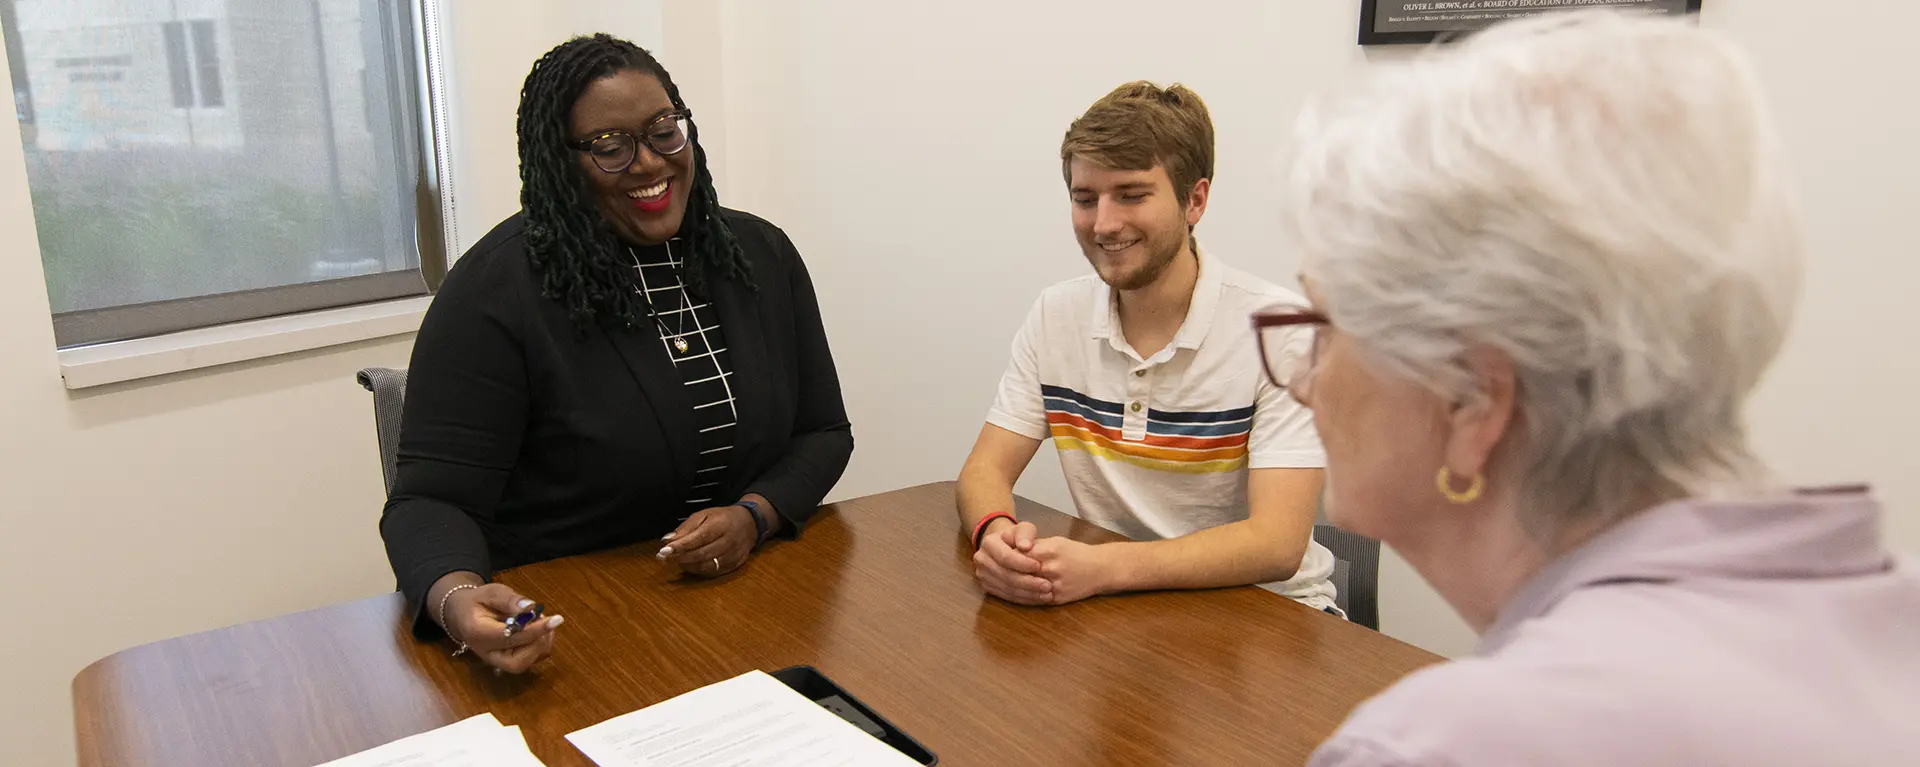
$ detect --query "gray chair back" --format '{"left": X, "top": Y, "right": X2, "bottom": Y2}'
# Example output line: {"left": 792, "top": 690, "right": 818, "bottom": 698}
{"left": 1316, "top": 523, "right": 1382, "bottom": 631}
{"left": 355, "top": 367, "right": 409, "bottom": 494}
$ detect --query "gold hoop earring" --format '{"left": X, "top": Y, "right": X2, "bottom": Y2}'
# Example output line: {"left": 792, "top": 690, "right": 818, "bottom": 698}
{"left": 1436, "top": 467, "right": 1483, "bottom": 504}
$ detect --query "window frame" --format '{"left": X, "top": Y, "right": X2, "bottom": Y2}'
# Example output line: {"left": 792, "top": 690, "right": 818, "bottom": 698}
{"left": 30, "top": 0, "right": 455, "bottom": 349}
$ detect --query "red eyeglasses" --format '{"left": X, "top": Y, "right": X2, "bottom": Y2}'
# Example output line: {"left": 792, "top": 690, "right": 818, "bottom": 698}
{"left": 1251, "top": 306, "right": 1330, "bottom": 391}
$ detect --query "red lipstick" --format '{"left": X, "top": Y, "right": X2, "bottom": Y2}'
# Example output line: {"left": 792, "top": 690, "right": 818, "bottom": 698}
{"left": 632, "top": 180, "right": 673, "bottom": 213}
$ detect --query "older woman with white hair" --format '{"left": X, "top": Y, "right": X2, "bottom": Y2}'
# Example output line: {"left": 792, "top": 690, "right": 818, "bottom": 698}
{"left": 1257, "top": 12, "right": 1920, "bottom": 766}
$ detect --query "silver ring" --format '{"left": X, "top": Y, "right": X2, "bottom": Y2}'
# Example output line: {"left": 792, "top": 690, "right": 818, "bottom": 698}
{"left": 712, "top": 557, "right": 721, "bottom": 571}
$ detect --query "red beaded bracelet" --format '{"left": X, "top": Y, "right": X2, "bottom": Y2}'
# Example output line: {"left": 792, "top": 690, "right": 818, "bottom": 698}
{"left": 971, "top": 512, "right": 1016, "bottom": 551}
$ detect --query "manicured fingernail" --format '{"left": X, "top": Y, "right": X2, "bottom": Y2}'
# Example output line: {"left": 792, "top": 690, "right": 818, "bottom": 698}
{"left": 517, "top": 599, "right": 533, "bottom": 609}
{"left": 662, "top": 532, "right": 677, "bottom": 542}
{"left": 656, "top": 546, "right": 674, "bottom": 558}
{"left": 547, "top": 615, "right": 564, "bottom": 628}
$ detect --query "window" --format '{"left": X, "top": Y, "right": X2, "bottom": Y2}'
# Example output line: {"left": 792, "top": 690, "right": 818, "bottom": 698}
{"left": 162, "top": 18, "right": 223, "bottom": 108}
{"left": 2, "top": 0, "right": 452, "bottom": 347}
{"left": 162, "top": 21, "right": 192, "bottom": 107}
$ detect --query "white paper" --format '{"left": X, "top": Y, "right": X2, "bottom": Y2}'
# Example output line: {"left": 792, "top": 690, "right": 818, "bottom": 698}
{"left": 313, "top": 712, "right": 547, "bottom": 767}
{"left": 566, "top": 671, "right": 919, "bottom": 767}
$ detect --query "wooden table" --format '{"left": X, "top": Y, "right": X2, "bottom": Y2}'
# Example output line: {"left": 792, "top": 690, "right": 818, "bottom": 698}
{"left": 74, "top": 483, "right": 1439, "bottom": 766}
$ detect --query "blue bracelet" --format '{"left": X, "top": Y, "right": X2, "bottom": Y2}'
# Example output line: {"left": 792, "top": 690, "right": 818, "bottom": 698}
{"left": 737, "top": 499, "right": 770, "bottom": 544}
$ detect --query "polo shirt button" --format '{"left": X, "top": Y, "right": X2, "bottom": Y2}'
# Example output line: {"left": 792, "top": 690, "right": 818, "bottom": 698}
{"left": 1130, "top": 402, "right": 1143, "bottom": 413}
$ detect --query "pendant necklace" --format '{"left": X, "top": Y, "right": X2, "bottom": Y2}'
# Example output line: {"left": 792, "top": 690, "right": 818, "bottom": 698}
{"left": 633, "top": 242, "right": 692, "bottom": 355}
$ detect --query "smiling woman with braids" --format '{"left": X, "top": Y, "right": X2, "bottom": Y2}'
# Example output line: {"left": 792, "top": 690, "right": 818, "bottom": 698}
{"left": 379, "top": 35, "right": 853, "bottom": 673}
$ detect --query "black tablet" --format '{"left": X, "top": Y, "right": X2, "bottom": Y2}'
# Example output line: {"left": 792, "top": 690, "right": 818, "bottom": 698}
{"left": 769, "top": 666, "right": 939, "bottom": 765}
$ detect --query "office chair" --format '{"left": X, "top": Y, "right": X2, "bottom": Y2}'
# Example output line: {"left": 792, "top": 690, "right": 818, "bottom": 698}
{"left": 355, "top": 367, "right": 408, "bottom": 494}
{"left": 1316, "top": 523, "right": 1382, "bottom": 631}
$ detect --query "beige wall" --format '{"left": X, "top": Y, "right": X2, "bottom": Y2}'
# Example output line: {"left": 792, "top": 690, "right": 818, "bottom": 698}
{"left": 2, "top": 1, "right": 1915, "bottom": 764}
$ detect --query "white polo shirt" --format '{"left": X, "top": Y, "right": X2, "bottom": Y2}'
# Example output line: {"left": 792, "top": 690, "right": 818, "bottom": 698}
{"left": 986, "top": 248, "right": 1337, "bottom": 610}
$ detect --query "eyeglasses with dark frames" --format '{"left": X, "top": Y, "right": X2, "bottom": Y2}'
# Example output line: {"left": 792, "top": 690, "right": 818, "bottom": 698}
{"left": 566, "top": 109, "right": 694, "bottom": 174}
{"left": 1252, "top": 306, "right": 1331, "bottom": 391}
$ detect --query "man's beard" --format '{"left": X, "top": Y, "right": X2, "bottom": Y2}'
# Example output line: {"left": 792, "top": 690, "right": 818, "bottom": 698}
{"left": 1101, "top": 232, "right": 1185, "bottom": 291}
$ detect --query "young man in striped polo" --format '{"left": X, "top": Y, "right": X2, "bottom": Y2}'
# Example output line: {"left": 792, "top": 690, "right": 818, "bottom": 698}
{"left": 955, "top": 81, "right": 1338, "bottom": 613}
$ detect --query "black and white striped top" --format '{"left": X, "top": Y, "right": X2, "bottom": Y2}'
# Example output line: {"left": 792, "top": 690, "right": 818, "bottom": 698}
{"left": 631, "top": 243, "right": 737, "bottom": 510}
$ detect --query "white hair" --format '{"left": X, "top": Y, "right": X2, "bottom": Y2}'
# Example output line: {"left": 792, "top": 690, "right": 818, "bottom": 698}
{"left": 1282, "top": 11, "right": 1803, "bottom": 534}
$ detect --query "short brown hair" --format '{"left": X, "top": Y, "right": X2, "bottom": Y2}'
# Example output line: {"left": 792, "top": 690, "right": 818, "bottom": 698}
{"left": 1060, "top": 81, "right": 1216, "bottom": 204}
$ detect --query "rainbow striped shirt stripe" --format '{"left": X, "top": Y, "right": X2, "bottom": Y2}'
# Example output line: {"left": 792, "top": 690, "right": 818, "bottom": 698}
{"left": 1042, "top": 384, "right": 1253, "bottom": 475}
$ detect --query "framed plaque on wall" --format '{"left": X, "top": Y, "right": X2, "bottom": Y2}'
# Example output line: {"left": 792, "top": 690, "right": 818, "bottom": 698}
{"left": 1360, "top": 1, "right": 1703, "bottom": 45}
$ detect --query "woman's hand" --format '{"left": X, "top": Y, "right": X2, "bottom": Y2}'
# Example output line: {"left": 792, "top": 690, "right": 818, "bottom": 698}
{"left": 437, "top": 580, "right": 563, "bottom": 674}
{"left": 659, "top": 504, "right": 763, "bottom": 577}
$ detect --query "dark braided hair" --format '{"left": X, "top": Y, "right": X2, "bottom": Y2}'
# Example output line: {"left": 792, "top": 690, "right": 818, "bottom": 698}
{"left": 516, "top": 34, "right": 751, "bottom": 331}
